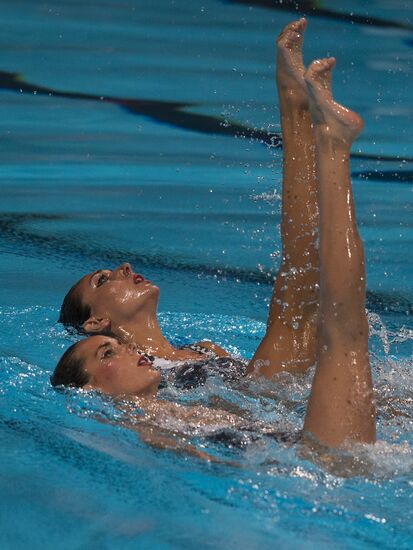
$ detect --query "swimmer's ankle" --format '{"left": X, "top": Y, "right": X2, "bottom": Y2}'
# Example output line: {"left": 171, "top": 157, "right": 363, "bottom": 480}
{"left": 279, "top": 89, "right": 309, "bottom": 111}
{"left": 313, "top": 126, "right": 355, "bottom": 152}
{"left": 279, "top": 95, "right": 311, "bottom": 120}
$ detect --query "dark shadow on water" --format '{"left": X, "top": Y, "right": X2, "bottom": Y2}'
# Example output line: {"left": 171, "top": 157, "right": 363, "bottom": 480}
{"left": 0, "top": 71, "right": 412, "bottom": 166}
{"left": 1, "top": 212, "right": 411, "bottom": 316}
{"left": 226, "top": 0, "right": 413, "bottom": 32}
{"left": 0, "top": 71, "right": 280, "bottom": 149}
{"left": 353, "top": 170, "right": 413, "bottom": 184}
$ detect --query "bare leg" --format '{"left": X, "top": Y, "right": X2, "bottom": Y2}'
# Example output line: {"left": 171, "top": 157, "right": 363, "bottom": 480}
{"left": 248, "top": 19, "right": 319, "bottom": 377}
{"left": 302, "top": 58, "right": 376, "bottom": 448}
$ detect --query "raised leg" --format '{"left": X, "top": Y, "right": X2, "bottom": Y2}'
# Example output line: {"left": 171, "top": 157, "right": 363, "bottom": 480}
{"left": 248, "top": 19, "right": 319, "bottom": 377}
{"left": 302, "top": 58, "right": 376, "bottom": 448}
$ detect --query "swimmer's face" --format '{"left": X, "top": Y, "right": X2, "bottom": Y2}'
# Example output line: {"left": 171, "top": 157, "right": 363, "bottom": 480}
{"left": 76, "top": 263, "right": 160, "bottom": 327}
{"left": 77, "top": 336, "right": 161, "bottom": 397}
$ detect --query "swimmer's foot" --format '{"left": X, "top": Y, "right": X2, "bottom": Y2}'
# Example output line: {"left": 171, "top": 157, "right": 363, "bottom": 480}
{"left": 276, "top": 18, "right": 308, "bottom": 108}
{"left": 304, "top": 57, "right": 364, "bottom": 145}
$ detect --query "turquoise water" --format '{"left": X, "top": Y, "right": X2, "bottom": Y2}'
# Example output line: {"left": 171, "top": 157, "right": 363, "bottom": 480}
{"left": 0, "top": 1, "right": 412, "bottom": 548}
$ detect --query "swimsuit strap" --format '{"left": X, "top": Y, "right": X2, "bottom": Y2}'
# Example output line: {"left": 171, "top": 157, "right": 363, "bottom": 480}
{"left": 136, "top": 344, "right": 215, "bottom": 366}
{"left": 179, "top": 343, "right": 217, "bottom": 358}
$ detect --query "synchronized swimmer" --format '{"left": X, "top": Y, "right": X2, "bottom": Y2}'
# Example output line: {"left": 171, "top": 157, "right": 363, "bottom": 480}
{"left": 52, "top": 19, "right": 376, "bottom": 457}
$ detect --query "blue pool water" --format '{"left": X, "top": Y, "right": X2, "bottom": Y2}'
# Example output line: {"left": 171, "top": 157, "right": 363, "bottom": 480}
{"left": 1, "top": 1, "right": 412, "bottom": 548}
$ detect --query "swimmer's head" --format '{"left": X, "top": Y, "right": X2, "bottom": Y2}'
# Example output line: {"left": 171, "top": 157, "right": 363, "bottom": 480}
{"left": 59, "top": 263, "right": 160, "bottom": 334}
{"left": 50, "top": 341, "right": 90, "bottom": 388}
{"left": 51, "top": 336, "right": 161, "bottom": 397}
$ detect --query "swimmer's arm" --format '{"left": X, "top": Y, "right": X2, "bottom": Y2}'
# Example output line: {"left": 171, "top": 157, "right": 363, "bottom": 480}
{"left": 92, "top": 412, "right": 218, "bottom": 463}
{"left": 194, "top": 341, "right": 230, "bottom": 357}
{"left": 134, "top": 424, "right": 220, "bottom": 463}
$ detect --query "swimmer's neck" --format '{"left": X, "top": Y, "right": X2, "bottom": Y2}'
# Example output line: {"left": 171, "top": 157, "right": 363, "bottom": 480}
{"left": 111, "top": 311, "right": 182, "bottom": 358}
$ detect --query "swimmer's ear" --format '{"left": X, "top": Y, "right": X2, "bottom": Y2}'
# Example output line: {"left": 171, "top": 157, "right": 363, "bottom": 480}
{"left": 82, "top": 316, "right": 110, "bottom": 335}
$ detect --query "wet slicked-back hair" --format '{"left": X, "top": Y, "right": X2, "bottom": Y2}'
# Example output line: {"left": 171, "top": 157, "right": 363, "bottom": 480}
{"left": 51, "top": 342, "right": 90, "bottom": 388}
{"left": 59, "top": 282, "right": 91, "bottom": 332}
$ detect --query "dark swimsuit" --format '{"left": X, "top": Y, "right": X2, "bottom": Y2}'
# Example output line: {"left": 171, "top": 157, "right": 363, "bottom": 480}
{"left": 140, "top": 345, "right": 300, "bottom": 447}
{"left": 174, "top": 345, "right": 301, "bottom": 447}
{"left": 156, "top": 343, "right": 247, "bottom": 390}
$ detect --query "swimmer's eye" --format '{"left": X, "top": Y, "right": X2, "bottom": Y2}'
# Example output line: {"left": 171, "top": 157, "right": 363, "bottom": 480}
{"left": 97, "top": 274, "right": 109, "bottom": 287}
{"left": 101, "top": 348, "right": 114, "bottom": 359}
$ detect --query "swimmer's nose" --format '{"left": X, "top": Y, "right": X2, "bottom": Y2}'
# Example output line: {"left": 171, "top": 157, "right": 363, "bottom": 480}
{"left": 127, "top": 342, "right": 138, "bottom": 354}
{"left": 114, "top": 262, "right": 132, "bottom": 279}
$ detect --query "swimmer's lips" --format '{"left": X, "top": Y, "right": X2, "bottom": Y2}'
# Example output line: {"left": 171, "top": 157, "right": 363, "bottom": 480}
{"left": 137, "top": 356, "right": 151, "bottom": 368}
{"left": 133, "top": 274, "right": 145, "bottom": 284}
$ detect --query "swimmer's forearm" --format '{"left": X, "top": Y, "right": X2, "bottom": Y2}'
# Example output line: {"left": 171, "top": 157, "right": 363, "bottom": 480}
{"left": 136, "top": 426, "right": 219, "bottom": 463}
{"left": 96, "top": 412, "right": 223, "bottom": 464}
